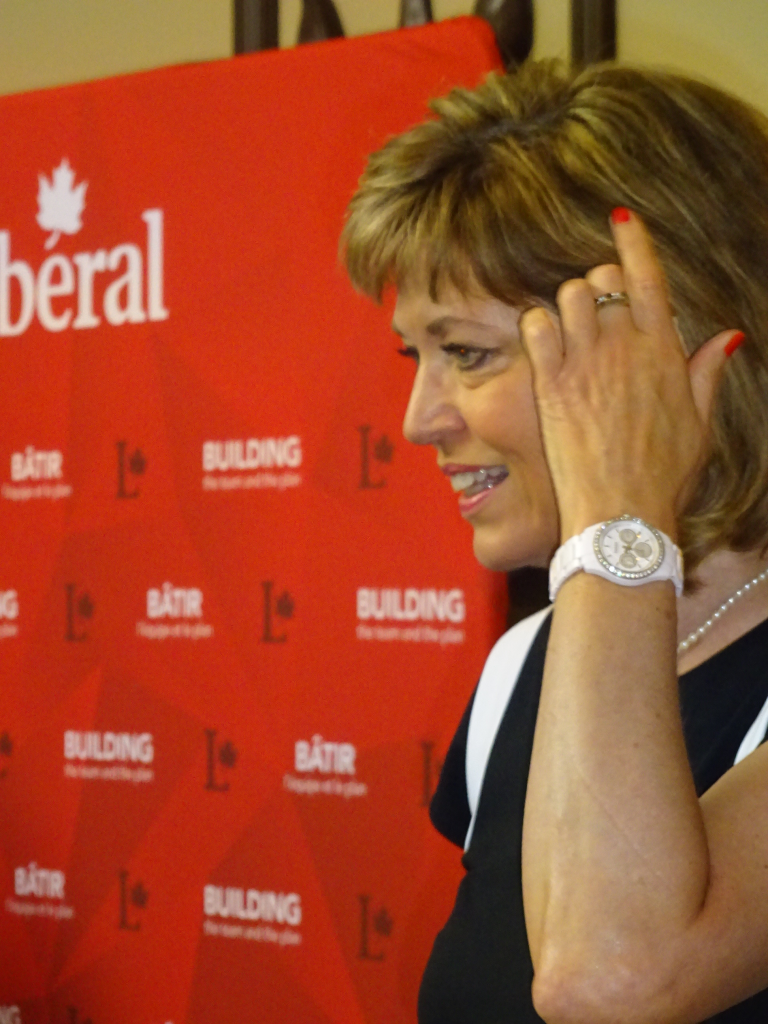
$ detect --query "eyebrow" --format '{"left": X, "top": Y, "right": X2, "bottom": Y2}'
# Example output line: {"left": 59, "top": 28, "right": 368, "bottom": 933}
{"left": 391, "top": 315, "right": 493, "bottom": 339}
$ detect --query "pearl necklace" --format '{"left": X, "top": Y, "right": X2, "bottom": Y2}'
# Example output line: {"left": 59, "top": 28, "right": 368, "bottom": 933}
{"left": 677, "top": 568, "right": 768, "bottom": 654}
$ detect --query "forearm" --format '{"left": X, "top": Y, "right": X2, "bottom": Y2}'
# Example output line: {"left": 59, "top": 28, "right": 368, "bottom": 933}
{"left": 522, "top": 573, "right": 709, "bottom": 1015}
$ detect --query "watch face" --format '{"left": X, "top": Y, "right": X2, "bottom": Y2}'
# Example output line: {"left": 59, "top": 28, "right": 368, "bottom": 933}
{"left": 594, "top": 516, "right": 665, "bottom": 580}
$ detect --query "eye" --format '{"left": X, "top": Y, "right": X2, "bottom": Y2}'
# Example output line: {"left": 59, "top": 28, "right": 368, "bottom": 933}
{"left": 442, "top": 343, "right": 495, "bottom": 371}
{"left": 397, "top": 345, "right": 419, "bottom": 364}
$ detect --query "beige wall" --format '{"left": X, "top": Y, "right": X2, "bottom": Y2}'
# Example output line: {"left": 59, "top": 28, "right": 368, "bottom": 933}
{"left": 0, "top": 0, "right": 232, "bottom": 96}
{"left": 0, "top": 0, "right": 766, "bottom": 116}
{"left": 0, "top": 0, "right": 568, "bottom": 98}
{"left": 619, "top": 0, "right": 768, "bottom": 114}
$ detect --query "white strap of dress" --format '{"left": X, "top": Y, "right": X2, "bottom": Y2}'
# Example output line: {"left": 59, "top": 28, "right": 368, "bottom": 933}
{"left": 735, "top": 692, "right": 768, "bottom": 765}
{"left": 464, "top": 607, "right": 551, "bottom": 851}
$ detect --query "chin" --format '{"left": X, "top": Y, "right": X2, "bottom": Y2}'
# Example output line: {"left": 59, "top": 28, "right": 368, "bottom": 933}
{"left": 471, "top": 526, "right": 554, "bottom": 573}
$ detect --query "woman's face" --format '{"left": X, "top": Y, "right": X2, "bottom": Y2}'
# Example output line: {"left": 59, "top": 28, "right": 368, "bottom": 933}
{"left": 393, "top": 281, "right": 560, "bottom": 572}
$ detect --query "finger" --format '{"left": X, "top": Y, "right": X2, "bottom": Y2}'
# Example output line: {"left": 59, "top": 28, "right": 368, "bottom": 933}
{"left": 585, "top": 263, "right": 633, "bottom": 334}
{"left": 608, "top": 207, "right": 674, "bottom": 339}
{"left": 520, "top": 306, "right": 563, "bottom": 387}
{"left": 556, "top": 277, "right": 599, "bottom": 357}
{"left": 585, "top": 263, "right": 624, "bottom": 295}
{"left": 688, "top": 329, "right": 745, "bottom": 424}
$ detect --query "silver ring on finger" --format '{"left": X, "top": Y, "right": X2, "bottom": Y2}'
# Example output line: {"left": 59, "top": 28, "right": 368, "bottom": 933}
{"left": 594, "top": 291, "right": 630, "bottom": 310}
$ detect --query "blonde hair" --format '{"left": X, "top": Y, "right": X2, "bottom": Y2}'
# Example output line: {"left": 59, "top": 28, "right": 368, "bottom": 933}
{"left": 342, "top": 60, "right": 768, "bottom": 574}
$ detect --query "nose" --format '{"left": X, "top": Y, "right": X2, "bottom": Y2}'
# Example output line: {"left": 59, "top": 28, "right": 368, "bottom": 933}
{"left": 402, "top": 364, "right": 465, "bottom": 447}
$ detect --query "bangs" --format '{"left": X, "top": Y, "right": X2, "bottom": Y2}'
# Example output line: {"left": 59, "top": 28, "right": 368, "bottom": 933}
{"left": 342, "top": 122, "right": 615, "bottom": 308}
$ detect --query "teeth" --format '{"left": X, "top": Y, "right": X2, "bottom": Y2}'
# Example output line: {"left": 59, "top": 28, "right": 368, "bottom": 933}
{"left": 450, "top": 473, "right": 476, "bottom": 492}
{"left": 449, "top": 467, "right": 508, "bottom": 495}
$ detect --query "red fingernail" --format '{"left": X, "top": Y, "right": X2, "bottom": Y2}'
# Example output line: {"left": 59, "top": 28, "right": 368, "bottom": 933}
{"left": 725, "top": 331, "right": 746, "bottom": 357}
{"left": 610, "top": 206, "right": 631, "bottom": 224}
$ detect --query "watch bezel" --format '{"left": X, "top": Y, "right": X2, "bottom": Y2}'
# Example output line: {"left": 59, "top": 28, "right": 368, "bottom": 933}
{"left": 593, "top": 514, "right": 666, "bottom": 581}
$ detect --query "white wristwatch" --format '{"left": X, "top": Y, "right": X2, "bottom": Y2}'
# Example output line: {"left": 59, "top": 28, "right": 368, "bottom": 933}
{"left": 549, "top": 515, "right": 684, "bottom": 601}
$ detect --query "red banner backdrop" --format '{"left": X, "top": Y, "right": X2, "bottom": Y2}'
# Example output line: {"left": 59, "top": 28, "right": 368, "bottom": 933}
{"left": 0, "top": 20, "right": 505, "bottom": 1024}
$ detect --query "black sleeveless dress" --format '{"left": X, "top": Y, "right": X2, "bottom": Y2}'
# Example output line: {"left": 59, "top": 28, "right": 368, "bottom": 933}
{"left": 419, "top": 613, "right": 768, "bottom": 1024}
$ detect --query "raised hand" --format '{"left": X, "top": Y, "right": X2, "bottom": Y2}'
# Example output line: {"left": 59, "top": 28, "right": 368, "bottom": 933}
{"left": 519, "top": 207, "right": 743, "bottom": 543}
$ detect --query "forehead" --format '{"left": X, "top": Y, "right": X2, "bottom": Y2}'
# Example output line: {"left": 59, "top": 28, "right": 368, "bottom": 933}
{"left": 392, "top": 281, "right": 523, "bottom": 338}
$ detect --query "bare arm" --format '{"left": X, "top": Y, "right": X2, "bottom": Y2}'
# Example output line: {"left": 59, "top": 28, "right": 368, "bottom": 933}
{"left": 519, "top": 211, "right": 768, "bottom": 1024}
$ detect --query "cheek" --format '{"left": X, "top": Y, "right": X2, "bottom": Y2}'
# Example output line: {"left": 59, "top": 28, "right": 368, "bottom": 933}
{"left": 469, "top": 376, "right": 543, "bottom": 461}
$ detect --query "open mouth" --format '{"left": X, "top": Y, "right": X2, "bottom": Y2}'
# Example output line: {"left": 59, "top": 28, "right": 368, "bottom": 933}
{"left": 448, "top": 466, "right": 509, "bottom": 499}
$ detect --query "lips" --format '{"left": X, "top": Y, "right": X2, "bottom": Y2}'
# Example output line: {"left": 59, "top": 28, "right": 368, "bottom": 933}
{"left": 442, "top": 464, "right": 509, "bottom": 498}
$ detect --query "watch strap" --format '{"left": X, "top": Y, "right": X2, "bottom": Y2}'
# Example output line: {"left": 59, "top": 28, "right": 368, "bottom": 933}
{"left": 548, "top": 533, "right": 586, "bottom": 601}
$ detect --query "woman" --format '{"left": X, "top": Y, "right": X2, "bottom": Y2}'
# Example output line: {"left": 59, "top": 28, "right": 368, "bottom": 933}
{"left": 342, "top": 61, "right": 768, "bottom": 1023}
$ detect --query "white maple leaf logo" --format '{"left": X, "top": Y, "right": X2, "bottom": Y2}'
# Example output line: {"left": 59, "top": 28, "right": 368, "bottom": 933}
{"left": 36, "top": 158, "right": 87, "bottom": 249}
